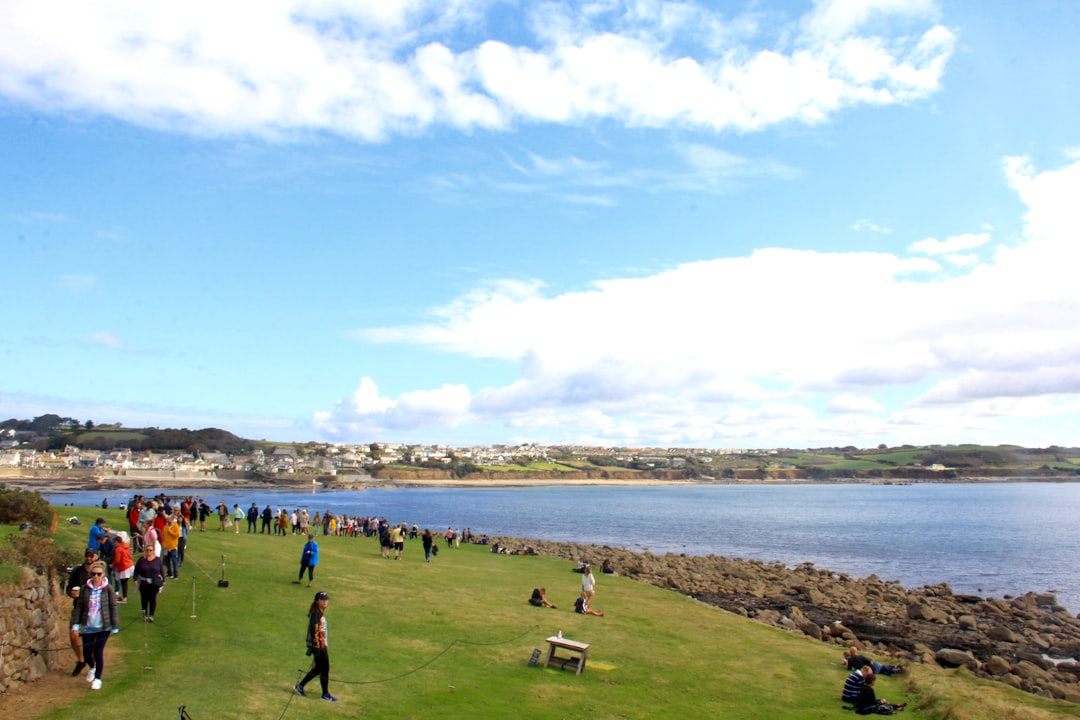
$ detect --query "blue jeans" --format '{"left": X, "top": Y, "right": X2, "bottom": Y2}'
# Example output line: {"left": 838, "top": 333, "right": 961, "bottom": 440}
{"left": 163, "top": 549, "right": 178, "bottom": 578}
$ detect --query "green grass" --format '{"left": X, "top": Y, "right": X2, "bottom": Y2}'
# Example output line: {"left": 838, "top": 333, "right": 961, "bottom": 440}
{"left": 23, "top": 506, "right": 1080, "bottom": 719}
{"left": 475, "top": 462, "right": 580, "bottom": 473}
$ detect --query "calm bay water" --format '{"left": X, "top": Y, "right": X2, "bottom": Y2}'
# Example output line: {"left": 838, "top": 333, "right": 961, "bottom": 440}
{"left": 48, "top": 481, "right": 1080, "bottom": 613}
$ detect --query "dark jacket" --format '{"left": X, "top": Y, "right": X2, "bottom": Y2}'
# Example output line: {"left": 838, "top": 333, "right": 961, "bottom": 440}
{"left": 71, "top": 581, "right": 120, "bottom": 632}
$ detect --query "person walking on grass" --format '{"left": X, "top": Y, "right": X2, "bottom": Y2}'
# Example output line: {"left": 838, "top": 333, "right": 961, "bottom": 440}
{"left": 112, "top": 533, "right": 134, "bottom": 603}
{"left": 66, "top": 547, "right": 98, "bottom": 677}
{"left": 71, "top": 560, "right": 119, "bottom": 690}
{"left": 422, "top": 528, "right": 435, "bottom": 562}
{"left": 390, "top": 522, "right": 406, "bottom": 560}
{"left": 134, "top": 544, "right": 165, "bottom": 622}
{"left": 294, "top": 533, "right": 319, "bottom": 587}
{"left": 294, "top": 591, "right": 336, "bottom": 702}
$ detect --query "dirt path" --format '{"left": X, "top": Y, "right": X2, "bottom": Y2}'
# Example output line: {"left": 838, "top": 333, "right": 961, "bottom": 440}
{"left": 0, "top": 667, "right": 85, "bottom": 718}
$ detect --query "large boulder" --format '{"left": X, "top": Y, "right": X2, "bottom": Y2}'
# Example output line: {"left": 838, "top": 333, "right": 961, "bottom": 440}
{"left": 908, "top": 601, "right": 949, "bottom": 623}
{"left": 986, "top": 625, "right": 1020, "bottom": 642}
{"left": 935, "top": 648, "right": 979, "bottom": 670}
{"left": 1013, "top": 660, "right": 1054, "bottom": 682}
{"left": 986, "top": 655, "right": 1012, "bottom": 676}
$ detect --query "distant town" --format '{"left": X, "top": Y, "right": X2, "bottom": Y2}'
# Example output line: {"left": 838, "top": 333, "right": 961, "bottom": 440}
{"left": 2, "top": 414, "right": 1078, "bottom": 482}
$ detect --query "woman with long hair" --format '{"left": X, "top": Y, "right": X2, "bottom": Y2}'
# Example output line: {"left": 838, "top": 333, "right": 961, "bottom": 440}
{"left": 294, "top": 591, "right": 336, "bottom": 702}
{"left": 71, "top": 560, "right": 119, "bottom": 690}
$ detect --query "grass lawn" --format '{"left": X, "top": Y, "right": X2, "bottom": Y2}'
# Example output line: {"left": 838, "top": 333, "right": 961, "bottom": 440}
{"left": 18, "top": 506, "right": 1080, "bottom": 719}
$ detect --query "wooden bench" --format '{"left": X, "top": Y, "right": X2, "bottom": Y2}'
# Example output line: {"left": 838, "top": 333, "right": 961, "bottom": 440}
{"left": 544, "top": 636, "right": 590, "bottom": 675}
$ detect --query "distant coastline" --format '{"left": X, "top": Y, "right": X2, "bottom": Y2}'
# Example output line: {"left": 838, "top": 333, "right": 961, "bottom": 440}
{"left": 5, "top": 469, "right": 1079, "bottom": 495}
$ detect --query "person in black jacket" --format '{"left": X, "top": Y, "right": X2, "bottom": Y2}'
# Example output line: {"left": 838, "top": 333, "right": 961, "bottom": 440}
{"left": 294, "top": 591, "right": 336, "bottom": 702}
{"left": 134, "top": 544, "right": 165, "bottom": 622}
{"left": 66, "top": 547, "right": 98, "bottom": 677}
{"left": 261, "top": 504, "right": 274, "bottom": 534}
{"left": 71, "top": 560, "right": 120, "bottom": 690}
{"left": 247, "top": 503, "right": 259, "bottom": 533}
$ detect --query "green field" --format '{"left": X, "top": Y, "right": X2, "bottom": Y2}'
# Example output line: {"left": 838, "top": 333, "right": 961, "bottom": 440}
{"left": 9, "top": 506, "right": 1080, "bottom": 719}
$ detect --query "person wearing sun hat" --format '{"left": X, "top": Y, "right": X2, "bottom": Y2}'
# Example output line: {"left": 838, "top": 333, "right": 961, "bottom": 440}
{"left": 294, "top": 591, "right": 337, "bottom": 702}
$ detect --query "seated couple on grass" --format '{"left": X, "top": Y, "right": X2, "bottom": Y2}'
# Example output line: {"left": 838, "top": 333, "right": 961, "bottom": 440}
{"left": 842, "top": 666, "right": 906, "bottom": 715}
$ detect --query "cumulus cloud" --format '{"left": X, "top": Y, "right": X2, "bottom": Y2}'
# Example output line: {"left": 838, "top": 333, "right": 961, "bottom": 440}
{"left": 316, "top": 152, "right": 1080, "bottom": 446}
{"left": 0, "top": 0, "right": 954, "bottom": 141}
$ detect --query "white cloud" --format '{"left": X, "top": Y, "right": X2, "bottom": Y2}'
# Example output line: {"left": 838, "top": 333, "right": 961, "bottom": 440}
{"left": 313, "top": 377, "right": 472, "bottom": 439}
{"left": 908, "top": 232, "right": 990, "bottom": 255}
{"left": 0, "top": 0, "right": 954, "bottom": 140}
{"left": 318, "top": 152, "right": 1080, "bottom": 446}
{"left": 852, "top": 218, "right": 892, "bottom": 234}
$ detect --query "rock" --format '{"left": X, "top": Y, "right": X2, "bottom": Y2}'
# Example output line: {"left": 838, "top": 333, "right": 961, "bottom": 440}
{"left": 1016, "top": 652, "right": 1055, "bottom": 671}
{"left": 1013, "top": 660, "right": 1054, "bottom": 681}
{"left": 935, "top": 648, "right": 979, "bottom": 670}
{"left": 908, "top": 602, "right": 949, "bottom": 623}
{"left": 1001, "top": 673, "right": 1024, "bottom": 689}
{"left": 986, "top": 626, "right": 1020, "bottom": 642}
{"left": 986, "top": 655, "right": 1012, "bottom": 675}
{"left": 958, "top": 615, "right": 978, "bottom": 630}
{"left": 794, "top": 617, "right": 822, "bottom": 640}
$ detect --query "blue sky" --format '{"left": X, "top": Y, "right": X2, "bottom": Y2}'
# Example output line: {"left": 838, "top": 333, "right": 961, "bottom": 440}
{"left": 3, "top": 0, "right": 1079, "bottom": 448}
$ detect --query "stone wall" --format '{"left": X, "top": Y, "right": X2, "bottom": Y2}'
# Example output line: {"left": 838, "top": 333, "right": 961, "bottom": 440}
{"left": 0, "top": 570, "right": 69, "bottom": 694}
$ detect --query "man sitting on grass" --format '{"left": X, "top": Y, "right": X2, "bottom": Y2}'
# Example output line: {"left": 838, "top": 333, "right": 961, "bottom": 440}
{"left": 842, "top": 666, "right": 905, "bottom": 714}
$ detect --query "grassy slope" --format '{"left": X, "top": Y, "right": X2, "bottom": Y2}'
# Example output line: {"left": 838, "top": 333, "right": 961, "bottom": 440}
{"left": 30, "top": 507, "right": 1080, "bottom": 720}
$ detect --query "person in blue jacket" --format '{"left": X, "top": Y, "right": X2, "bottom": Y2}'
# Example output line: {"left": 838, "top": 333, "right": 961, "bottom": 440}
{"left": 294, "top": 533, "right": 319, "bottom": 588}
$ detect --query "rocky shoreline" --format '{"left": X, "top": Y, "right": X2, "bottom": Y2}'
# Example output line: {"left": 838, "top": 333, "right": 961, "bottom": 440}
{"left": 489, "top": 536, "right": 1080, "bottom": 702}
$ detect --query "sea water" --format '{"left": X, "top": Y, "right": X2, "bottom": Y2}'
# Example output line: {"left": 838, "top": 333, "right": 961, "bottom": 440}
{"left": 48, "top": 481, "right": 1080, "bottom": 613}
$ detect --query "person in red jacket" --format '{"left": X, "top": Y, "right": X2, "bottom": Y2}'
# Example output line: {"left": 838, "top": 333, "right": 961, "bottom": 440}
{"left": 111, "top": 532, "right": 135, "bottom": 603}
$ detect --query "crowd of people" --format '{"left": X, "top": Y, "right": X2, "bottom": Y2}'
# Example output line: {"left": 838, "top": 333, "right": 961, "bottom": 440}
{"left": 68, "top": 494, "right": 497, "bottom": 694}
{"left": 68, "top": 493, "right": 908, "bottom": 710}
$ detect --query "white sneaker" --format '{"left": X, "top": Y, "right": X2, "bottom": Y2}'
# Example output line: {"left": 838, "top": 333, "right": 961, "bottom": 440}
{"left": 91, "top": 678, "right": 102, "bottom": 690}
{"left": 86, "top": 667, "right": 96, "bottom": 682}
